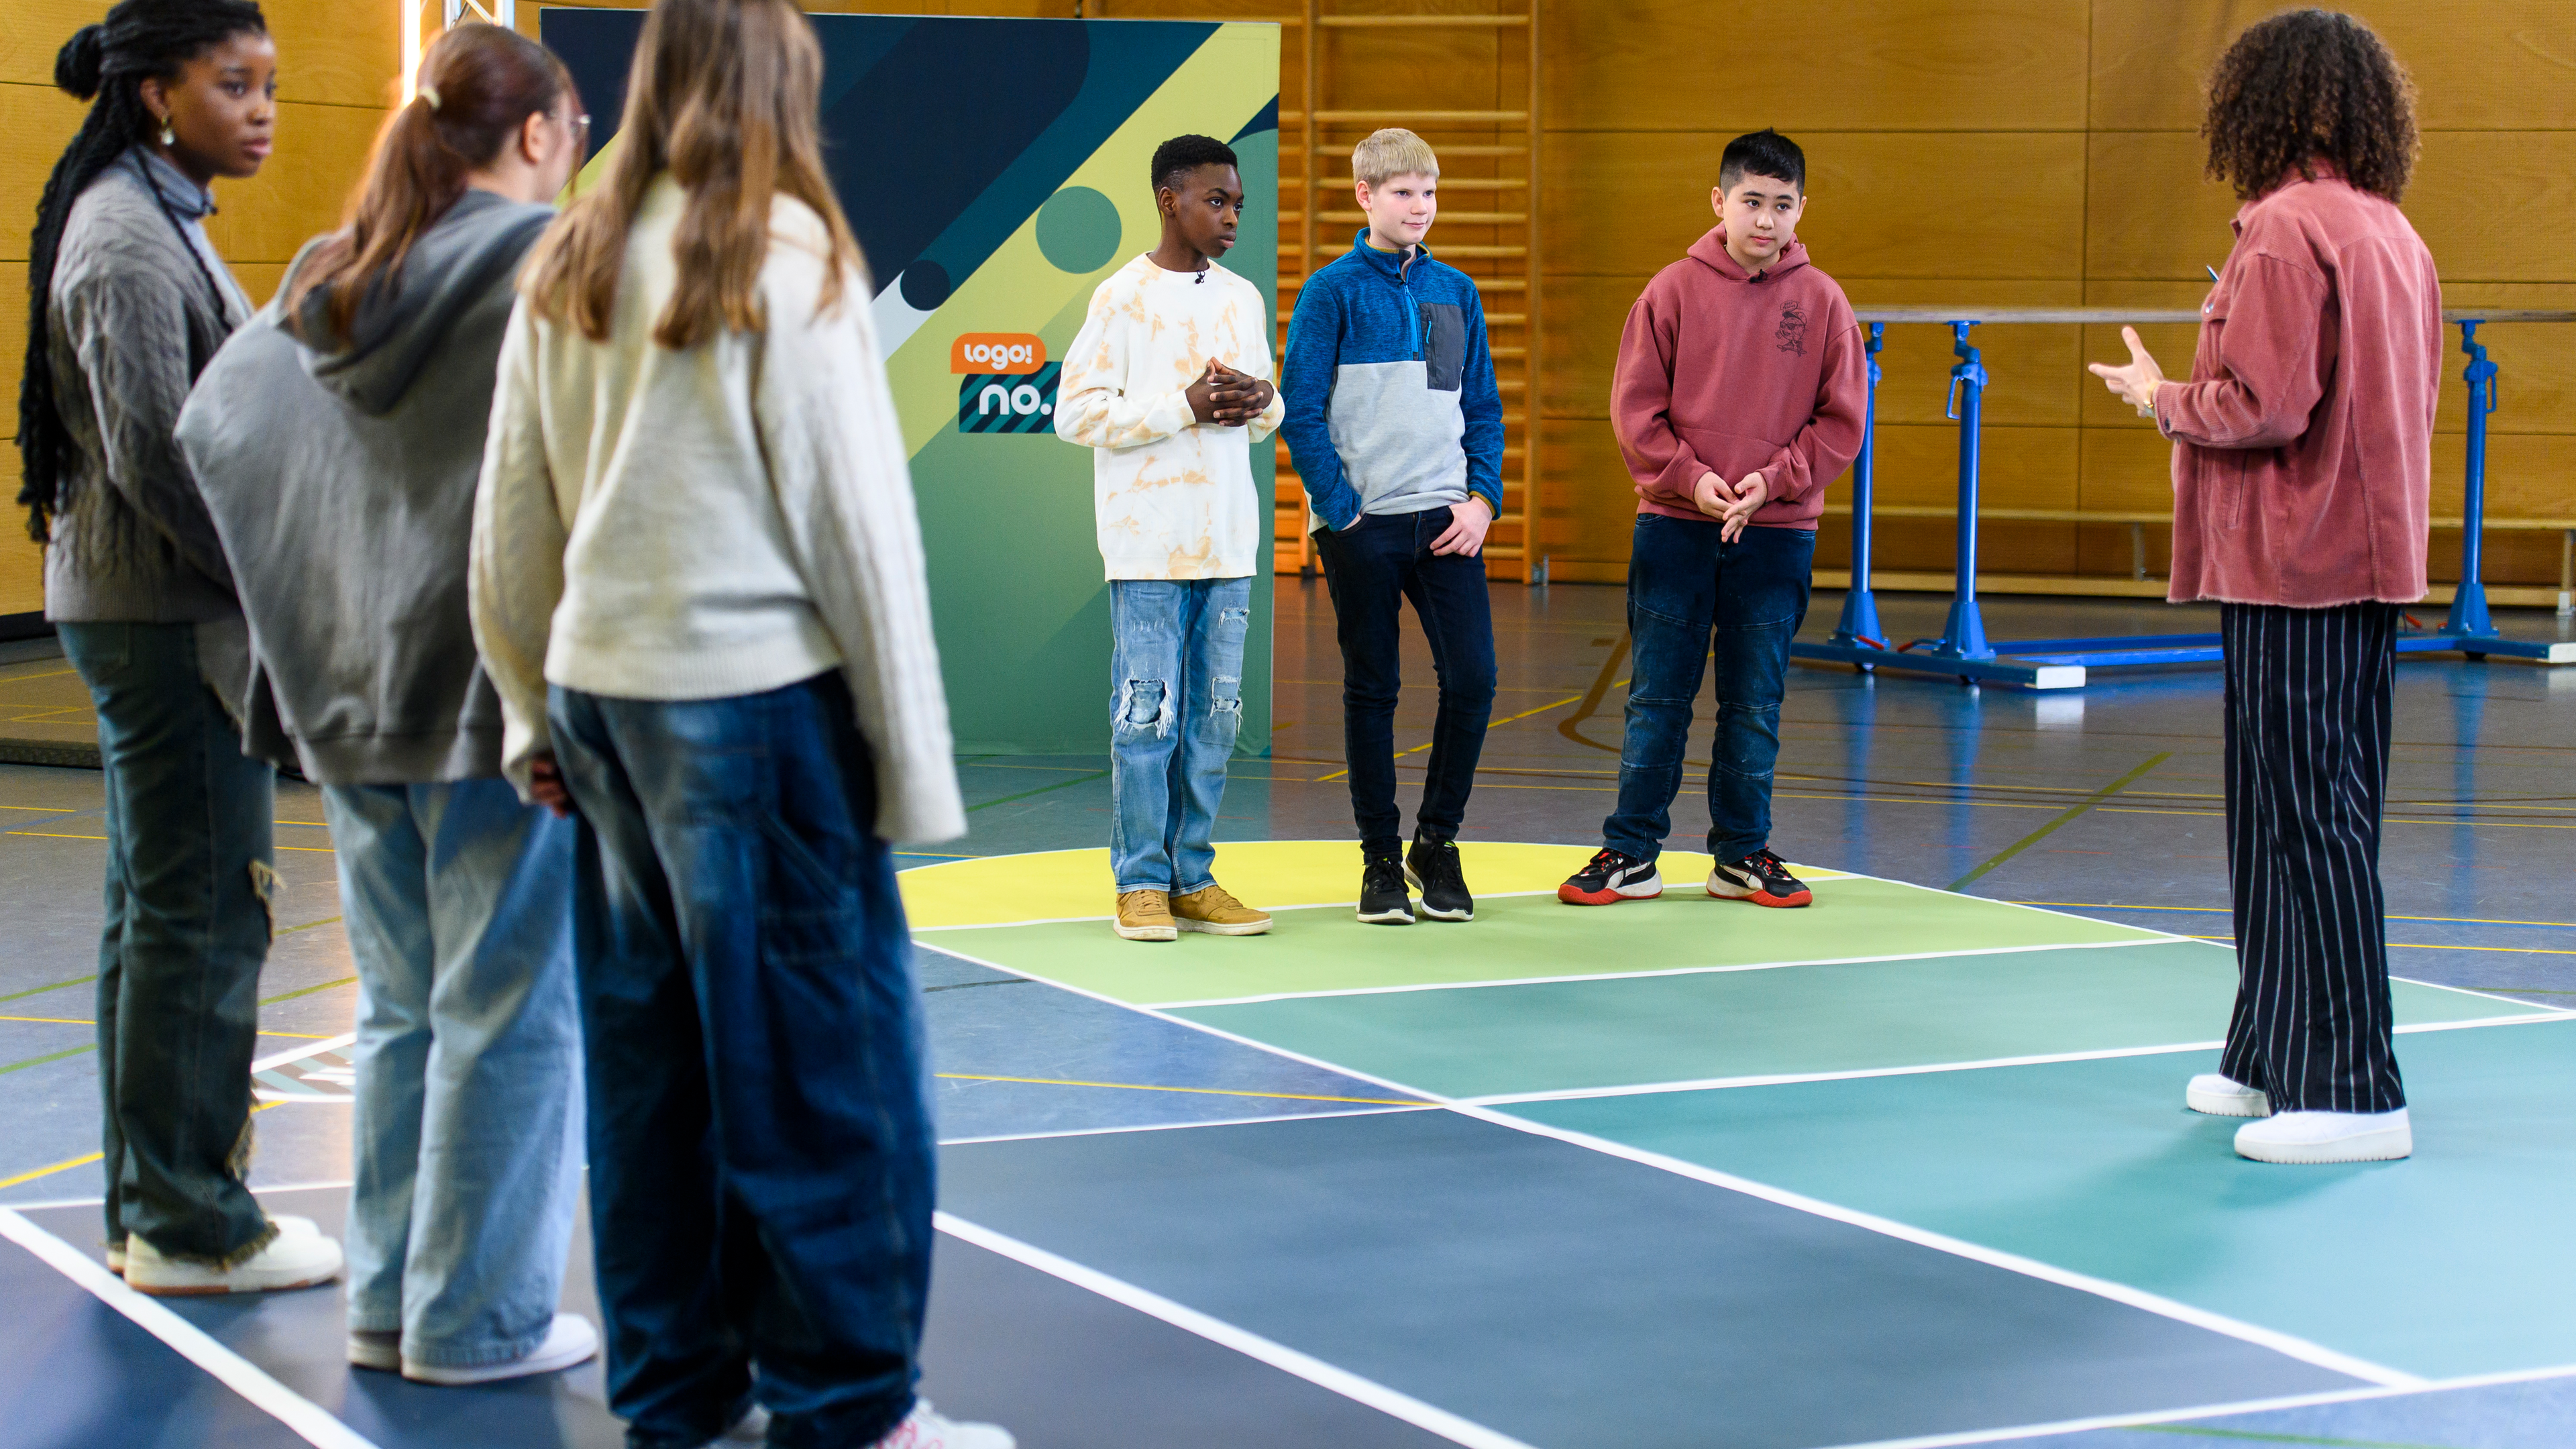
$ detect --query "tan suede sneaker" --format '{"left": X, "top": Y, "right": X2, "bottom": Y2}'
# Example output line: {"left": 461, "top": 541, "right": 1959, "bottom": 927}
{"left": 1114, "top": 890, "right": 1179, "bottom": 942}
{"left": 1171, "top": 883, "right": 1272, "bottom": 936}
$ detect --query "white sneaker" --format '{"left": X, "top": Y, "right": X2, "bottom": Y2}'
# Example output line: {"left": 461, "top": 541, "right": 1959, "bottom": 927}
{"left": 871, "top": 1401, "right": 1016, "bottom": 1449}
{"left": 106, "top": 1236, "right": 125, "bottom": 1275}
{"left": 348, "top": 1329, "right": 402, "bottom": 1371}
{"left": 403, "top": 1313, "right": 598, "bottom": 1385}
{"left": 2235, "top": 1108, "right": 2412, "bottom": 1164}
{"left": 124, "top": 1220, "right": 343, "bottom": 1296}
{"left": 2186, "top": 1073, "right": 2270, "bottom": 1118}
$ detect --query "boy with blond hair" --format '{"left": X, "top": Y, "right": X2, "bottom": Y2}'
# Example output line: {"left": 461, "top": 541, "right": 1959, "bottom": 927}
{"left": 1059, "top": 134, "right": 1283, "bottom": 943}
{"left": 1281, "top": 127, "right": 1503, "bottom": 925}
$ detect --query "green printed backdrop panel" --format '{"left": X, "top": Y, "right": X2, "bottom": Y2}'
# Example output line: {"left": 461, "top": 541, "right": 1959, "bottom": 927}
{"left": 545, "top": 12, "right": 1281, "bottom": 753}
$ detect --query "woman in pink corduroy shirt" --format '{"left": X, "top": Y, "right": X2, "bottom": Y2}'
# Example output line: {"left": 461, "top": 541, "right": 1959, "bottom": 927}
{"left": 2090, "top": 8, "right": 2438, "bottom": 1168}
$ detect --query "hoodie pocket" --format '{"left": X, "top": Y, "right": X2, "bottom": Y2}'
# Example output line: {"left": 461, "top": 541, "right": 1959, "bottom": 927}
{"left": 1673, "top": 425, "right": 1780, "bottom": 484}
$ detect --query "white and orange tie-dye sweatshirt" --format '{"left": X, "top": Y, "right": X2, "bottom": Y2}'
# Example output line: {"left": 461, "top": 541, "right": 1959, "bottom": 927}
{"left": 1058, "top": 252, "right": 1285, "bottom": 580}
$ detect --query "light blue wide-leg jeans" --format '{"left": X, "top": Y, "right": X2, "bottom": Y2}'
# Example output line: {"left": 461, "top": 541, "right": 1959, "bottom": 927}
{"left": 324, "top": 777, "right": 582, "bottom": 1368}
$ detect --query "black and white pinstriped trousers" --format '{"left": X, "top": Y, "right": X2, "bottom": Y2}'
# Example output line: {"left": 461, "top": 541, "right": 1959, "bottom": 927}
{"left": 2215, "top": 602, "right": 2408, "bottom": 1114}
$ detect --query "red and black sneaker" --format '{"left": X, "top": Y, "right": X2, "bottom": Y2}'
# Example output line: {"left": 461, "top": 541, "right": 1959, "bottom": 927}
{"left": 1558, "top": 847, "right": 1662, "bottom": 906}
{"left": 1707, "top": 849, "right": 1811, "bottom": 908}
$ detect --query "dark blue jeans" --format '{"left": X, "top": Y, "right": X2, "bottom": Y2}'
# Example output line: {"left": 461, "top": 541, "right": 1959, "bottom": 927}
{"left": 1314, "top": 505, "right": 1498, "bottom": 851}
{"left": 1603, "top": 516, "right": 1815, "bottom": 863}
{"left": 549, "top": 672, "right": 930, "bottom": 1449}
{"left": 57, "top": 621, "right": 274, "bottom": 1265}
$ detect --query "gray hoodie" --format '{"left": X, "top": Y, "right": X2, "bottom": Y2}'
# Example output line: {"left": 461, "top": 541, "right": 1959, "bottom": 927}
{"left": 177, "top": 189, "right": 553, "bottom": 784}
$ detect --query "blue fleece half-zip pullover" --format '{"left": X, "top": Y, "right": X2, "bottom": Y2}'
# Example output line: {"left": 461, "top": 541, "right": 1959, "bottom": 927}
{"left": 1279, "top": 229, "right": 1504, "bottom": 532}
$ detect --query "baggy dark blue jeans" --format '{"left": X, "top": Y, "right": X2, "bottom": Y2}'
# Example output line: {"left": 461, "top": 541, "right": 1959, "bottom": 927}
{"left": 549, "top": 672, "right": 931, "bottom": 1449}
{"left": 56, "top": 621, "right": 275, "bottom": 1265}
{"left": 1602, "top": 515, "right": 1815, "bottom": 863}
{"left": 1314, "top": 504, "right": 1498, "bottom": 851}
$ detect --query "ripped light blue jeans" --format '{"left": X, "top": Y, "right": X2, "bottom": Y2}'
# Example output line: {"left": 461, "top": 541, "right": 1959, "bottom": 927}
{"left": 1109, "top": 578, "right": 1252, "bottom": 894}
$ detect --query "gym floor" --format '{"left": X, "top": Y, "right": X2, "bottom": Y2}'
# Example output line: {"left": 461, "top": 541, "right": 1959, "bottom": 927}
{"left": 3, "top": 579, "right": 2572, "bottom": 1449}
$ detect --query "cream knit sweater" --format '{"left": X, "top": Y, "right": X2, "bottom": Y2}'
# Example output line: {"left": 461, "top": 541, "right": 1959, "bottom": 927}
{"left": 470, "top": 175, "right": 964, "bottom": 842}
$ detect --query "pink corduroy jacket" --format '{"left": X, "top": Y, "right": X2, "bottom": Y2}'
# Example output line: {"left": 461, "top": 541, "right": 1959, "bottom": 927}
{"left": 2153, "top": 172, "right": 2443, "bottom": 606}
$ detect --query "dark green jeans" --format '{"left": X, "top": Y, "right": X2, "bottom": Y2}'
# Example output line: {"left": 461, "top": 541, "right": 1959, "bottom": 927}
{"left": 58, "top": 621, "right": 275, "bottom": 1263}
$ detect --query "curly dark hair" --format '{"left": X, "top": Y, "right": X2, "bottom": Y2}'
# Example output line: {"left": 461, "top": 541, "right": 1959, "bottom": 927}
{"left": 2202, "top": 8, "right": 2417, "bottom": 203}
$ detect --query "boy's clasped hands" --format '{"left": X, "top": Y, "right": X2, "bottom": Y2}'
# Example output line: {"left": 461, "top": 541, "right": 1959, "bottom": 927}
{"left": 1186, "top": 360, "right": 1273, "bottom": 427}
{"left": 1690, "top": 469, "right": 1769, "bottom": 541}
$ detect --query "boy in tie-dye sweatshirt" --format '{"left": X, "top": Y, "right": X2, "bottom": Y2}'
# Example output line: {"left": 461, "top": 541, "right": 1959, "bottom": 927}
{"left": 1058, "top": 133, "right": 1284, "bottom": 943}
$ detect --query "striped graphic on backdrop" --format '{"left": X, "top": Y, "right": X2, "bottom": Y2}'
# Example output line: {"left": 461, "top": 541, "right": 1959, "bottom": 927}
{"left": 958, "top": 363, "right": 1062, "bottom": 434}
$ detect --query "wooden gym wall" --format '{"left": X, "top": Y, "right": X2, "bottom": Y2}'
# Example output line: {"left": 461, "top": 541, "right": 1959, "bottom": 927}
{"left": 7, "top": 1, "right": 2570, "bottom": 616}
{"left": 1540, "top": 0, "right": 2576, "bottom": 592}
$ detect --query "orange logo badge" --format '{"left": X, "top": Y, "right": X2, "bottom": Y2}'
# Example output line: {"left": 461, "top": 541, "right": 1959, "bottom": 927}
{"left": 951, "top": 333, "right": 1047, "bottom": 375}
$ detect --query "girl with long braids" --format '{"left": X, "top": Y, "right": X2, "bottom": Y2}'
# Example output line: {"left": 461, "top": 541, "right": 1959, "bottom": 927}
{"left": 17, "top": 0, "right": 342, "bottom": 1293}
{"left": 178, "top": 25, "right": 598, "bottom": 1383}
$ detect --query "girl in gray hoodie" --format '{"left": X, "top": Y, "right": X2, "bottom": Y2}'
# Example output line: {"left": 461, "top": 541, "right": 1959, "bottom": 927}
{"left": 17, "top": 0, "right": 343, "bottom": 1299}
{"left": 176, "top": 24, "right": 595, "bottom": 1385}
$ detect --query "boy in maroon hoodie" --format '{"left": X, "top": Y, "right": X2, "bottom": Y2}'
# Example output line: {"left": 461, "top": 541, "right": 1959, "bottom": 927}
{"left": 1560, "top": 129, "right": 1866, "bottom": 910}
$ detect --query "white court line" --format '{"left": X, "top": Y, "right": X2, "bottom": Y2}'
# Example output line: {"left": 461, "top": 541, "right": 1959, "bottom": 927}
{"left": 1460, "top": 1040, "right": 2229, "bottom": 1106}
{"left": 1461, "top": 1010, "right": 2576, "bottom": 1108}
{"left": 2390, "top": 973, "right": 2576, "bottom": 1014}
{"left": 0, "top": 1207, "right": 378, "bottom": 1449}
{"left": 253, "top": 1032, "right": 356, "bottom": 1073}
{"left": 920, "top": 936, "right": 2427, "bottom": 1388}
{"left": 940, "top": 1104, "right": 1436, "bottom": 1147}
{"left": 1814, "top": 1359, "right": 2576, "bottom": 1449}
{"left": 1443, "top": 1104, "right": 2424, "bottom": 1389}
{"left": 1149, "top": 936, "right": 2176, "bottom": 1011}
{"left": 936, "top": 1211, "right": 1541, "bottom": 1449}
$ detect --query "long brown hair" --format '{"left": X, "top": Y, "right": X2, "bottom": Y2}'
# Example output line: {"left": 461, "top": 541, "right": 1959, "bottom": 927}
{"left": 284, "top": 23, "right": 573, "bottom": 342}
{"left": 2203, "top": 8, "right": 2418, "bottom": 203}
{"left": 520, "top": 0, "right": 863, "bottom": 350}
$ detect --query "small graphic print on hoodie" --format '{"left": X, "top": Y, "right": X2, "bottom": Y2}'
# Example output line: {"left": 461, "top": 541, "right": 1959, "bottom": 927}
{"left": 1774, "top": 301, "right": 1809, "bottom": 356}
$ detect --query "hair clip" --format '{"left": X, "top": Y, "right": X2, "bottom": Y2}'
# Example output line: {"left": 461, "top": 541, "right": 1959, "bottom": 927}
{"left": 419, "top": 85, "right": 442, "bottom": 111}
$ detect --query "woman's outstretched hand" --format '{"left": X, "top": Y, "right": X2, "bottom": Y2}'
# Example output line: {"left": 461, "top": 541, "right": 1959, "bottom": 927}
{"left": 2088, "top": 325, "right": 2167, "bottom": 419}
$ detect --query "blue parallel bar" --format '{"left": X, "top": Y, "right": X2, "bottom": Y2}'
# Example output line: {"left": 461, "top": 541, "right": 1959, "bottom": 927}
{"left": 1793, "top": 310, "right": 2573, "bottom": 689}
{"left": 1827, "top": 323, "right": 1886, "bottom": 649}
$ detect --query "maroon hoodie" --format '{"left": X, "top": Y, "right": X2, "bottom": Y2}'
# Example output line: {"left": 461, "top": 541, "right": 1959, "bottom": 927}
{"left": 1612, "top": 227, "right": 1867, "bottom": 529}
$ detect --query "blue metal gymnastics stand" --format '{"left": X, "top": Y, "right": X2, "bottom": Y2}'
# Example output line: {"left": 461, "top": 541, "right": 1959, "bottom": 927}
{"left": 1793, "top": 307, "right": 2576, "bottom": 690}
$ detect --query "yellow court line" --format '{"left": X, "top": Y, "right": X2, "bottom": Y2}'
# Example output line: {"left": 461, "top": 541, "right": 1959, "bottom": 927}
{"left": 2023, "top": 902, "right": 2576, "bottom": 930}
{"left": 0, "top": 805, "right": 74, "bottom": 813}
{"left": 4, "top": 830, "right": 331, "bottom": 854}
{"left": 0, "top": 1151, "right": 103, "bottom": 1192}
{"left": 0, "top": 1102, "right": 286, "bottom": 1192}
{"left": 0, "top": 666, "right": 80, "bottom": 682}
{"left": 0, "top": 1016, "right": 331, "bottom": 1039}
{"left": 2100, "top": 806, "right": 2576, "bottom": 830}
{"left": 936, "top": 1072, "right": 1419, "bottom": 1106}
{"left": 1313, "top": 690, "right": 1588, "bottom": 784}
{"left": 2183, "top": 934, "right": 2576, "bottom": 957}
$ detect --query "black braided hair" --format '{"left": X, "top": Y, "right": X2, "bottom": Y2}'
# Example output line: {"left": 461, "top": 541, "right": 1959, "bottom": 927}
{"left": 15, "top": 0, "right": 267, "bottom": 544}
